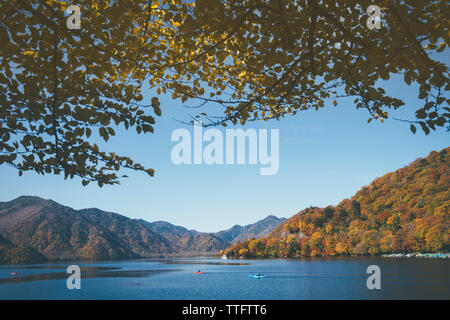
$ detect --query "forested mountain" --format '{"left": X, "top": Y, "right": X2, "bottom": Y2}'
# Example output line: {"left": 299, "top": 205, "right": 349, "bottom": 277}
{"left": 223, "top": 148, "right": 449, "bottom": 258}
{"left": 0, "top": 234, "right": 47, "bottom": 264}
{"left": 138, "top": 216, "right": 286, "bottom": 253}
{"left": 137, "top": 220, "right": 200, "bottom": 244}
{"left": 77, "top": 208, "right": 175, "bottom": 257}
{"left": 137, "top": 220, "right": 229, "bottom": 253}
{"left": 0, "top": 197, "right": 174, "bottom": 261}
{"left": 0, "top": 197, "right": 284, "bottom": 263}
{"left": 214, "top": 215, "right": 286, "bottom": 244}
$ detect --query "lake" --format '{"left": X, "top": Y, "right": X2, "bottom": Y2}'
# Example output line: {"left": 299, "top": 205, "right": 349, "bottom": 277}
{"left": 0, "top": 257, "right": 449, "bottom": 299}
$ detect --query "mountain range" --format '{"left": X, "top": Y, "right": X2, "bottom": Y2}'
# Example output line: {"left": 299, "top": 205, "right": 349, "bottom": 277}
{"left": 0, "top": 197, "right": 285, "bottom": 264}
{"left": 214, "top": 215, "right": 286, "bottom": 244}
{"left": 3, "top": 148, "right": 447, "bottom": 264}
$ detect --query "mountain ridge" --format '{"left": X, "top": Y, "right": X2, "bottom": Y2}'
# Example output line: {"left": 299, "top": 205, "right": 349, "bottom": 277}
{"left": 0, "top": 197, "right": 285, "bottom": 264}
{"left": 214, "top": 215, "right": 286, "bottom": 244}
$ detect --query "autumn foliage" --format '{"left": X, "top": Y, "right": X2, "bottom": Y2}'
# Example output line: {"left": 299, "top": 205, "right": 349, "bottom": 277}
{"left": 223, "top": 148, "right": 450, "bottom": 258}
{"left": 1, "top": 1, "right": 449, "bottom": 185}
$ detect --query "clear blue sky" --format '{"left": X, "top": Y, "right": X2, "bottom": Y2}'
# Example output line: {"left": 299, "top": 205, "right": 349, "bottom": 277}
{"left": 0, "top": 74, "right": 448, "bottom": 232}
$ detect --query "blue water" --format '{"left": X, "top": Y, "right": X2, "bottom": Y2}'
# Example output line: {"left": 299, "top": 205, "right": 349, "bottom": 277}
{"left": 0, "top": 257, "right": 449, "bottom": 299}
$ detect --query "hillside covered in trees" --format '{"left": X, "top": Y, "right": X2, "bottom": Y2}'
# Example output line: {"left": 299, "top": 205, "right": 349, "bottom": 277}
{"left": 0, "top": 196, "right": 284, "bottom": 264}
{"left": 223, "top": 148, "right": 450, "bottom": 258}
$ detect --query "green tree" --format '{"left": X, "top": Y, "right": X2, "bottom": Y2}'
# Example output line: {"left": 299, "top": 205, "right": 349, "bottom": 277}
{"left": 351, "top": 200, "right": 361, "bottom": 219}
{"left": 323, "top": 207, "right": 334, "bottom": 220}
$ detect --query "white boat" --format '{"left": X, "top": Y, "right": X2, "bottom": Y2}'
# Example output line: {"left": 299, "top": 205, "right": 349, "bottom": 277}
{"left": 221, "top": 254, "right": 227, "bottom": 259}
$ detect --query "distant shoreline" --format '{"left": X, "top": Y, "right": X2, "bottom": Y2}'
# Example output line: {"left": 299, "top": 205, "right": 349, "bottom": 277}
{"left": 0, "top": 253, "right": 221, "bottom": 266}
{"left": 381, "top": 252, "right": 450, "bottom": 259}
{"left": 2, "top": 253, "right": 450, "bottom": 266}
{"left": 219, "top": 252, "right": 450, "bottom": 260}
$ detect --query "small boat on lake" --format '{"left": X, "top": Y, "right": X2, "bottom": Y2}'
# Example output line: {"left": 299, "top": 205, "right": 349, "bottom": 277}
{"left": 248, "top": 273, "right": 267, "bottom": 279}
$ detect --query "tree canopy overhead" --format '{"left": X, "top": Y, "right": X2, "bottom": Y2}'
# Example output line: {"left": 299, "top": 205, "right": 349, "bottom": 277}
{"left": 176, "top": 0, "right": 449, "bottom": 130}
{"left": 0, "top": 0, "right": 187, "bottom": 186}
{"left": 0, "top": 0, "right": 448, "bottom": 185}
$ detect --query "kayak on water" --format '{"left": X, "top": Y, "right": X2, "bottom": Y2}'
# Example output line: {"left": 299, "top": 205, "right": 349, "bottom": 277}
{"left": 10, "top": 272, "right": 19, "bottom": 275}
{"left": 193, "top": 271, "right": 204, "bottom": 274}
{"left": 248, "top": 274, "right": 267, "bottom": 279}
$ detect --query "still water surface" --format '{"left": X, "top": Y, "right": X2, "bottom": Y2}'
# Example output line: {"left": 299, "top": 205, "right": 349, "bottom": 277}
{"left": 0, "top": 257, "right": 448, "bottom": 299}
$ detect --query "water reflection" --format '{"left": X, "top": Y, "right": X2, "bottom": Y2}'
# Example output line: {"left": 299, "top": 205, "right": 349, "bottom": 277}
{"left": 0, "top": 268, "right": 181, "bottom": 284}
{"left": 155, "top": 259, "right": 250, "bottom": 266}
